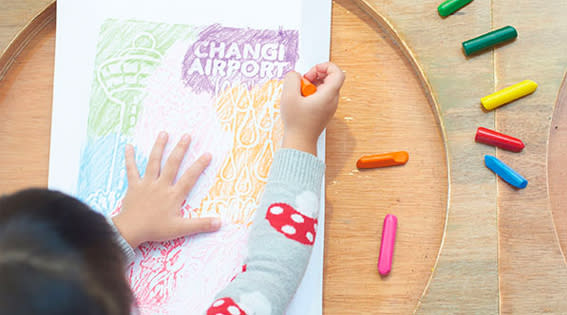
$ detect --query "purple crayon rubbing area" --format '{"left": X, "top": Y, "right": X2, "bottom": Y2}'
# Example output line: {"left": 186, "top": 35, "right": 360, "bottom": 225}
{"left": 182, "top": 24, "right": 299, "bottom": 93}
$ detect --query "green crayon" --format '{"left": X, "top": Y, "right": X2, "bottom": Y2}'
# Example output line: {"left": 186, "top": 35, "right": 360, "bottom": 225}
{"left": 462, "top": 26, "right": 518, "bottom": 56}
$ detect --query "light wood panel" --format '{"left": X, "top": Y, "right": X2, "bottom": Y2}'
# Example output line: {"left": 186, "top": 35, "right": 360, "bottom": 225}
{"left": 494, "top": 1, "right": 567, "bottom": 312}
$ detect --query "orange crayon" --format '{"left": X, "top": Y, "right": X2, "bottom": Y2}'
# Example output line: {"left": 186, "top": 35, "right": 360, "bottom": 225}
{"left": 300, "top": 77, "right": 317, "bottom": 96}
{"left": 356, "top": 151, "right": 409, "bottom": 169}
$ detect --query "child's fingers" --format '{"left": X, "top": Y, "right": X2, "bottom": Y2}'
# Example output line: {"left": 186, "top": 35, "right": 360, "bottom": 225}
{"left": 304, "top": 62, "right": 345, "bottom": 90}
{"left": 176, "top": 153, "right": 212, "bottom": 195}
{"left": 282, "top": 71, "right": 302, "bottom": 99}
{"left": 145, "top": 131, "right": 168, "bottom": 179}
{"left": 303, "top": 65, "right": 319, "bottom": 83}
{"left": 172, "top": 217, "right": 222, "bottom": 238}
{"left": 124, "top": 144, "right": 140, "bottom": 183}
{"left": 318, "top": 62, "right": 345, "bottom": 92}
{"left": 161, "top": 134, "right": 191, "bottom": 183}
{"left": 304, "top": 65, "right": 329, "bottom": 85}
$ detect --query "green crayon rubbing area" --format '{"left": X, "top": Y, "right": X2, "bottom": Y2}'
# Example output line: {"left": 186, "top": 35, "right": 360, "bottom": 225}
{"left": 462, "top": 26, "right": 517, "bottom": 56}
{"left": 438, "top": 0, "right": 473, "bottom": 17}
{"left": 88, "top": 19, "right": 197, "bottom": 137}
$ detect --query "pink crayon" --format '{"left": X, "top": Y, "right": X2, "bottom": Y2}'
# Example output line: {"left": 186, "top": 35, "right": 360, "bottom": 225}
{"left": 378, "top": 214, "right": 397, "bottom": 276}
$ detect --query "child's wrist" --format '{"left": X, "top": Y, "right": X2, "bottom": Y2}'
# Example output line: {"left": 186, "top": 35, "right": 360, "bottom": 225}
{"left": 282, "top": 132, "right": 318, "bottom": 155}
{"left": 112, "top": 214, "right": 142, "bottom": 248}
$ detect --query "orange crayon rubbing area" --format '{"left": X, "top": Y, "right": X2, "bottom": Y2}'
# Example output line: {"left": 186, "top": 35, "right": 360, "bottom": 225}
{"left": 356, "top": 151, "right": 409, "bottom": 169}
{"left": 197, "top": 80, "right": 284, "bottom": 226}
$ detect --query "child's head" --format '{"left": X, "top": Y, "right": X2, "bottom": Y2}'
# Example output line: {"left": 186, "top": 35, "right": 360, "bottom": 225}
{"left": 0, "top": 189, "right": 132, "bottom": 315}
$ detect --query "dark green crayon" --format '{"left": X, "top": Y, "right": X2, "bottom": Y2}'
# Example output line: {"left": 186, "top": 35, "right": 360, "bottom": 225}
{"left": 438, "top": 0, "right": 473, "bottom": 17}
{"left": 462, "top": 26, "right": 518, "bottom": 56}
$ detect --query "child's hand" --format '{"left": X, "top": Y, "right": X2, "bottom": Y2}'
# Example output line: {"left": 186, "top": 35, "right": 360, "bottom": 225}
{"left": 280, "top": 62, "right": 345, "bottom": 155}
{"left": 112, "top": 132, "right": 221, "bottom": 248}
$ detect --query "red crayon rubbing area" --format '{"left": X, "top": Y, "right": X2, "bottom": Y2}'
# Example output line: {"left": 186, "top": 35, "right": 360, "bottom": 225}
{"left": 266, "top": 203, "right": 317, "bottom": 245}
{"left": 475, "top": 127, "right": 525, "bottom": 152}
{"left": 207, "top": 297, "right": 247, "bottom": 315}
{"left": 115, "top": 201, "right": 199, "bottom": 309}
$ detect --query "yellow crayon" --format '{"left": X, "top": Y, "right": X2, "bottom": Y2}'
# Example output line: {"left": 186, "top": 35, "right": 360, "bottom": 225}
{"left": 481, "top": 80, "right": 538, "bottom": 111}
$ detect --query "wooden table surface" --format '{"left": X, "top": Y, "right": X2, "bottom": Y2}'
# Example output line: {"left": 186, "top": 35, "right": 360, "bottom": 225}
{"left": 1, "top": 0, "right": 566, "bottom": 314}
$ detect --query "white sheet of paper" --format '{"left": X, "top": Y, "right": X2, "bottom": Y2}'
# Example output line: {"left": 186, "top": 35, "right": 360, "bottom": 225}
{"left": 49, "top": 1, "right": 331, "bottom": 314}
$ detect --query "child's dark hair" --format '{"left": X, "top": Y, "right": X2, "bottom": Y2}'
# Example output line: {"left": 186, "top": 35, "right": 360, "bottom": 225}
{"left": 0, "top": 189, "right": 133, "bottom": 315}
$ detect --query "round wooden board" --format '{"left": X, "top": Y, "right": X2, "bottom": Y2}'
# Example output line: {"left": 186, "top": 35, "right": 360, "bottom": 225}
{"left": 0, "top": 0, "right": 450, "bottom": 313}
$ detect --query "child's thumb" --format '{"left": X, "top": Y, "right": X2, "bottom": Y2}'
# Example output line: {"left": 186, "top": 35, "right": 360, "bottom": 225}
{"left": 174, "top": 217, "right": 222, "bottom": 237}
{"left": 282, "top": 71, "right": 302, "bottom": 99}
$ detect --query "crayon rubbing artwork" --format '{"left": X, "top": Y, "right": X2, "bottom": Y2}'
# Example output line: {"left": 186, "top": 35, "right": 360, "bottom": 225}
{"left": 77, "top": 19, "right": 299, "bottom": 314}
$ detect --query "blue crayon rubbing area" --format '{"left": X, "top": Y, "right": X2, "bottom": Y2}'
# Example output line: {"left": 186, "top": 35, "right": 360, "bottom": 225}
{"left": 77, "top": 134, "right": 148, "bottom": 215}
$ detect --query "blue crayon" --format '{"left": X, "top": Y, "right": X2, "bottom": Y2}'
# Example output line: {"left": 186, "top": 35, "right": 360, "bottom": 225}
{"left": 484, "top": 155, "right": 527, "bottom": 189}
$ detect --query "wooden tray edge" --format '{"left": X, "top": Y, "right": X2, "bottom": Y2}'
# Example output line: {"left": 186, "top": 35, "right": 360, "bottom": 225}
{"left": 0, "top": 1, "right": 56, "bottom": 81}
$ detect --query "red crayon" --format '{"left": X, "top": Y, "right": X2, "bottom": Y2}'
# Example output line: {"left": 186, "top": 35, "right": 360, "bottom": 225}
{"left": 475, "top": 127, "right": 525, "bottom": 152}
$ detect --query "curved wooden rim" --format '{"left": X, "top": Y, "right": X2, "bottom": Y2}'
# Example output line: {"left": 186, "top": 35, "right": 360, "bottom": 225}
{"left": 0, "top": 1, "right": 56, "bottom": 81}
{"left": 351, "top": 1, "right": 451, "bottom": 312}
{"left": 548, "top": 72, "right": 567, "bottom": 263}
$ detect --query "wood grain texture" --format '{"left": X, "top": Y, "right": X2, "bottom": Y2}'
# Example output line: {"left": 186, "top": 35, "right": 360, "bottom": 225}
{"left": 354, "top": 0, "right": 499, "bottom": 313}
{"left": 0, "top": 8, "right": 54, "bottom": 193}
{"left": 0, "top": 1, "right": 449, "bottom": 314}
{"left": 493, "top": 1, "right": 567, "bottom": 312}
{"left": 325, "top": 1, "right": 447, "bottom": 313}
{"left": 0, "top": 0, "right": 53, "bottom": 78}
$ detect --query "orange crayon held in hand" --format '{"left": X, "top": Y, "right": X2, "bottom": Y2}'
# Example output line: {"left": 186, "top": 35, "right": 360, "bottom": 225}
{"left": 356, "top": 151, "right": 409, "bottom": 169}
{"left": 300, "top": 77, "right": 317, "bottom": 96}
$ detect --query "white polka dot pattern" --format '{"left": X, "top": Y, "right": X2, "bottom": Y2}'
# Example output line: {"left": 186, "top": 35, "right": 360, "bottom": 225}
{"left": 270, "top": 206, "right": 283, "bottom": 215}
{"left": 206, "top": 297, "right": 246, "bottom": 315}
{"left": 291, "top": 214, "right": 304, "bottom": 223}
{"left": 306, "top": 232, "right": 313, "bottom": 242}
{"left": 281, "top": 225, "right": 296, "bottom": 235}
{"left": 265, "top": 202, "right": 318, "bottom": 245}
{"left": 227, "top": 305, "right": 240, "bottom": 315}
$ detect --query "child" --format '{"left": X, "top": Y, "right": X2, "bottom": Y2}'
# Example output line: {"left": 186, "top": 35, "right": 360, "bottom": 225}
{"left": 0, "top": 62, "right": 344, "bottom": 315}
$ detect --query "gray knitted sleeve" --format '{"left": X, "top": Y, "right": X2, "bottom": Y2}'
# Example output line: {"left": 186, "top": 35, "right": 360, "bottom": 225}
{"left": 106, "top": 216, "right": 136, "bottom": 263}
{"left": 205, "top": 148, "right": 326, "bottom": 315}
